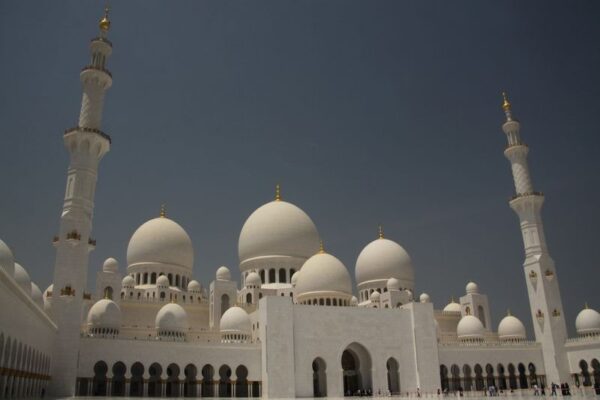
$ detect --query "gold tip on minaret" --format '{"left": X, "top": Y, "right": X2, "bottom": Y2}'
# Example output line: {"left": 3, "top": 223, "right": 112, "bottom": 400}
{"left": 451, "top": 296, "right": 455, "bottom": 303}
{"left": 502, "top": 92, "right": 511, "bottom": 112}
{"left": 318, "top": 240, "right": 325, "bottom": 254}
{"left": 160, "top": 204, "right": 166, "bottom": 218}
{"left": 507, "top": 309, "right": 512, "bottom": 316}
{"left": 378, "top": 225, "right": 384, "bottom": 239}
{"left": 275, "top": 184, "right": 281, "bottom": 201}
{"left": 99, "top": 6, "right": 111, "bottom": 32}
{"left": 585, "top": 302, "right": 589, "bottom": 309}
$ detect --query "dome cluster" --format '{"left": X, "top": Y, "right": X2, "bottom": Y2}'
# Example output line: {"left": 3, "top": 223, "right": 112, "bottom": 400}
{"left": 0, "top": 239, "right": 45, "bottom": 311}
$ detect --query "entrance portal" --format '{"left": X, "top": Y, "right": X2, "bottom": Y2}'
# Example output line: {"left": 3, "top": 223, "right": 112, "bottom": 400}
{"left": 341, "top": 343, "right": 372, "bottom": 396}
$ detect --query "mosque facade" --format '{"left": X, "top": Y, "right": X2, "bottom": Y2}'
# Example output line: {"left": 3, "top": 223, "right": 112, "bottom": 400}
{"left": 1, "top": 10, "right": 600, "bottom": 400}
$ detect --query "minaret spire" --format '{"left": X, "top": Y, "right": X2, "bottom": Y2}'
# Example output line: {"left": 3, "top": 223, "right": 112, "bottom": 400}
{"left": 501, "top": 92, "right": 569, "bottom": 384}
{"left": 49, "top": 10, "right": 114, "bottom": 397}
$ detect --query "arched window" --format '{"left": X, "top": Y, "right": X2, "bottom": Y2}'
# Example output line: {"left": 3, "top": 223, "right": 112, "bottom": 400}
{"left": 168, "top": 273, "right": 173, "bottom": 286}
{"left": 580, "top": 360, "right": 592, "bottom": 386}
{"left": 160, "top": 292, "right": 166, "bottom": 300}
{"left": 259, "top": 270, "right": 265, "bottom": 284}
{"left": 268, "top": 269, "right": 276, "bottom": 283}
{"left": 279, "top": 268, "right": 286, "bottom": 283}
{"left": 221, "top": 294, "right": 230, "bottom": 316}
{"left": 463, "top": 365, "right": 472, "bottom": 391}
{"left": 313, "top": 358, "right": 327, "bottom": 397}
{"left": 150, "top": 273, "right": 156, "bottom": 284}
{"left": 175, "top": 275, "right": 180, "bottom": 287}
{"left": 440, "top": 365, "right": 449, "bottom": 392}
{"left": 246, "top": 293, "right": 252, "bottom": 304}
{"left": 103, "top": 286, "right": 113, "bottom": 299}
{"left": 235, "top": 365, "right": 249, "bottom": 397}
{"left": 518, "top": 363, "right": 528, "bottom": 388}
{"left": 387, "top": 358, "right": 400, "bottom": 394}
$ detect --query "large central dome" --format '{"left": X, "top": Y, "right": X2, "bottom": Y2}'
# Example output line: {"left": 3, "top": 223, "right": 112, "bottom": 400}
{"left": 127, "top": 216, "right": 194, "bottom": 270}
{"left": 239, "top": 199, "right": 320, "bottom": 263}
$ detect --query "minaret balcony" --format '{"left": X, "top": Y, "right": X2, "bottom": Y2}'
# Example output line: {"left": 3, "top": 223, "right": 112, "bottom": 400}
{"left": 60, "top": 285, "right": 76, "bottom": 297}
{"left": 88, "top": 237, "right": 97, "bottom": 251}
{"left": 505, "top": 143, "right": 528, "bottom": 150}
{"left": 90, "top": 36, "right": 113, "bottom": 47}
{"left": 66, "top": 230, "right": 82, "bottom": 245}
{"left": 64, "top": 126, "right": 112, "bottom": 144}
{"left": 510, "top": 191, "right": 544, "bottom": 201}
{"left": 81, "top": 64, "right": 112, "bottom": 78}
{"left": 52, "top": 235, "right": 60, "bottom": 247}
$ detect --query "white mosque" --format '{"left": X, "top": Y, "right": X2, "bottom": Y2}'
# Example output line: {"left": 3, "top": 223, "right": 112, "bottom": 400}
{"left": 1, "top": 9, "right": 600, "bottom": 400}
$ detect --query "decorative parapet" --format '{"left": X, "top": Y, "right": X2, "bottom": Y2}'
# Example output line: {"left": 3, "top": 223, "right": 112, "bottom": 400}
{"left": 566, "top": 335, "right": 600, "bottom": 345}
{"left": 60, "top": 286, "right": 76, "bottom": 296}
{"left": 439, "top": 339, "right": 539, "bottom": 348}
{"left": 545, "top": 269, "right": 555, "bottom": 281}
{"left": 66, "top": 230, "right": 81, "bottom": 241}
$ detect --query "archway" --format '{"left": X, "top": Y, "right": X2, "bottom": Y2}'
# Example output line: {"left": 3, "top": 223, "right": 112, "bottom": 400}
{"left": 507, "top": 363, "right": 517, "bottom": 390}
{"left": 184, "top": 364, "right": 197, "bottom": 397}
{"left": 130, "top": 362, "right": 144, "bottom": 397}
{"left": 92, "top": 361, "right": 108, "bottom": 396}
{"left": 474, "top": 364, "right": 484, "bottom": 391}
{"left": 218, "top": 365, "right": 232, "bottom": 397}
{"left": 386, "top": 358, "right": 399, "bottom": 395}
{"left": 312, "top": 358, "right": 327, "bottom": 397}
{"left": 518, "top": 363, "right": 528, "bottom": 389}
{"left": 451, "top": 364, "right": 461, "bottom": 391}
{"left": 201, "top": 364, "right": 214, "bottom": 397}
{"left": 166, "top": 363, "right": 180, "bottom": 396}
{"left": 440, "top": 365, "right": 449, "bottom": 392}
{"left": 148, "top": 363, "right": 162, "bottom": 397}
{"left": 341, "top": 343, "right": 372, "bottom": 395}
{"left": 463, "top": 365, "right": 472, "bottom": 391}
{"left": 579, "top": 360, "right": 591, "bottom": 386}
{"left": 235, "top": 365, "right": 249, "bottom": 397}
{"left": 528, "top": 363, "right": 538, "bottom": 387}
{"left": 497, "top": 364, "right": 506, "bottom": 390}
{"left": 104, "top": 286, "right": 113, "bottom": 300}
{"left": 485, "top": 364, "right": 495, "bottom": 388}
{"left": 592, "top": 359, "right": 600, "bottom": 388}
{"left": 111, "top": 362, "right": 126, "bottom": 396}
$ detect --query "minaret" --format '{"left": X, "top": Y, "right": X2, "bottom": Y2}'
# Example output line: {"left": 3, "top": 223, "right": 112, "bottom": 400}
{"left": 501, "top": 93, "right": 569, "bottom": 384}
{"left": 49, "top": 9, "right": 113, "bottom": 396}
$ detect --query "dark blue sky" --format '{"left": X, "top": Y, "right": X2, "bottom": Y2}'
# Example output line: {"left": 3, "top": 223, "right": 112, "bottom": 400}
{"left": 1, "top": 1, "right": 599, "bottom": 336}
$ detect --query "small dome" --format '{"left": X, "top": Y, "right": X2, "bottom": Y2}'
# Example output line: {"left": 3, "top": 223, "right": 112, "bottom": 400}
{"left": 187, "top": 280, "right": 202, "bottom": 292}
{"left": 156, "top": 303, "right": 188, "bottom": 333}
{"left": 387, "top": 277, "right": 400, "bottom": 291}
{"left": 246, "top": 272, "right": 261, "bottom": 288}
{"left": 355, "top": 237, "right": 414, "bottom": 289}
{"left": 466, "top": 281, "right": 479, "bottom": 294}
{"left": 156, "top": 275, "right": 169, "bottom": 288}
{"left": 576, "top": 305, "right": 600, "bottom": 336}
{"left": 127, "top": 216, "right": 194, "bottom": 271}
{"left": 87, "top": 299, "right": 121, "bottom": 330}
{"left": 216, "top": 266, "right": 231, "bottom": 281}
{"left": 43, "top": 284, "right": 53, "bottom": 311}
{"left": 296, "top": 252, "right": 352, "bottom": 299}
{"left": 14, "top": 263, "right": 31, "bottom": 295}
{"left": 350, "top": 296, "right": 358, "bottom": 306}
{"left": 457, "top": 315, "right": 485, "bottom": 340}
{"left": 238, "top": 199, "right": 320, "bottom": 263}
{"left": 220, "top": 306, "right": 251, "bottom": 333}
{"left": 370, "top": 290, "right": 381, "bottom": 302}
{"left": 420, "top": 293, "right": 431, "bottom": 303}
{"left": 122, "top": 275, "right": 135, "bottom": 288}
{"left": 0, "top": 239, "right": 15, "bottom": 277}
{"left": 103, "top": 257, "right": 119, "bottom": 273}
{"left": 30, "top": 282, "right": 43, "bottom": 308}
{"left": 498, "top": 313, "right": 526, "bottom": 340}
{"left": 443, "top": 299, "right": 461, "bottom": 313}
{"left": 291, "top": 271, "right": 300, "bottom": 287}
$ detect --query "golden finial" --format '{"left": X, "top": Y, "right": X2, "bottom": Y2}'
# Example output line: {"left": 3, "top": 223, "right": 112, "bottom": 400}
{"left": 502, "top": 92, "right": 511, "bottom": 112}
{"left": 318, "top": 240, "right": 325, "bottom": 254}
{"left": 507, "top": 309, "right": 512, "bottom": 316}
{"left": 585, "top": 302, "right": 589, "bottom": 309}
{"left": 160, "top": 204, "right": 166, "bottom": 218}
{"left": 378, "top": 225, "right": 384, "bottom": 239}
{"left": 99, "top": 6, "right": 111, "bottom": 32}
{"left": 451, "top": 296, "right": 455, "bottom": 303}
{"left": 275, "top": 184, "right": 281, "bottom": 201}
